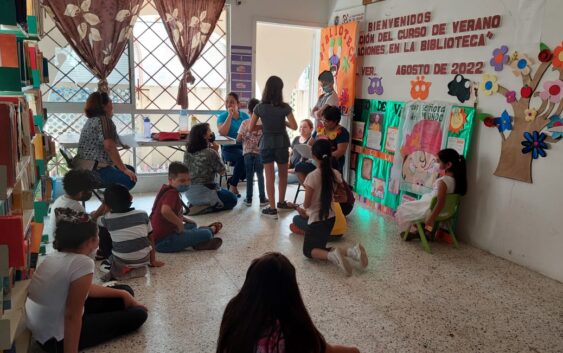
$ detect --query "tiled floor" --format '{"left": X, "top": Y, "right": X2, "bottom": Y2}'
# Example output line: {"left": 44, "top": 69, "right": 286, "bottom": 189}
{"left": 32, "top": 184, "right": 563, "bottom": 353}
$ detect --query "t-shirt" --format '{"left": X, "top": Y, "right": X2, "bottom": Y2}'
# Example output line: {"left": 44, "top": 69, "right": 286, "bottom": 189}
{"left": 290, "top": 136, "right": 311, "bottom": 168}
{"left": 99, "top": 209, "right": 152, "bottom": 266}
{"left": 48, "top": 195, "right": 85, "bottom": 238}
{"left": 312, "top": 125, "right": 350, "bottom": 172}
{"left": 184, "top": 148, "right": 226, "bottom": 185}
{"left": 238, "top": 119, "right": 263, "bottom": 155}
{"left": 304, "top": 168, "right": 343, "bottom": 224}
{"left": 253, "top": 103, "right": 292, "bottom": 149}
{"left": 312, "top": 91, "right": 339, "bottom": 117}
{"left": 25, "top": 252, "right": 94, "bottom": 344}
{"left": 150, "top": 185, "right": 182, "bottom": 243}
{"left": 217, "top": 111, "right": 250, "bottom": 139}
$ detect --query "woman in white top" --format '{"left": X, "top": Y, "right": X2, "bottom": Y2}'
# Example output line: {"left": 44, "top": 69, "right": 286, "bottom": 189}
{"left": 26, "top": 209, "right": 147, "bottom": 353}
{"left": 395, "top": 148, "right": 467, "bottom": 235}
{"left": 295, "top": 139, "right": 368, "bottom": 276}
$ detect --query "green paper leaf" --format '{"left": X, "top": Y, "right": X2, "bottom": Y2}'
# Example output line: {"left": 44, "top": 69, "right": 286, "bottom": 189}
{"left": 477, "top": 112, "right": 490, "bottom": 121}
{"left": 540, "top": 42, "right": 550, "bottom": 52}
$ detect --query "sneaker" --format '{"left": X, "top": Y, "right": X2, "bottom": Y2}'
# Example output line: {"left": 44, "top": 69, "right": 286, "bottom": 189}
{"left": 259, "top": 197, "right": 269, "bottom": 206}
{"left": 289, "top": 223, "right": 305, "bottom": 235}
{"left": 347, "top": 243, "right": 368, "bottom": 269}
{"left": 193, "top": 237, "right": 223, "bottom": 250}
{"left": 261, "top": 207, "right": 278, "bottom": 219}
{"left": 277, "top": 201, "right": 296, "bottom": 212}
{"left": 244, "top": 198, "right": 252, "bottom": 207}
{"left": 328, "top": 247, "right": 353, "bottom": 276}
{"left": 98, "top": 260, "right": 111, "bottom": 274}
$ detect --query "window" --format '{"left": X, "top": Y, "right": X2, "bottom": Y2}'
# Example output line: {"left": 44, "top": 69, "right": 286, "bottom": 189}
{"left": 40, "top": 1, "right": 229, "bottom": 175}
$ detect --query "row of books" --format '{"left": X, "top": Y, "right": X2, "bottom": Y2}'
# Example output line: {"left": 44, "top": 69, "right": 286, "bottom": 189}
{"left": 0, "top": 34, "right": 49, "bottom": 93}
{"left": 0, "top": 0, "right": 44, "bottom": 36}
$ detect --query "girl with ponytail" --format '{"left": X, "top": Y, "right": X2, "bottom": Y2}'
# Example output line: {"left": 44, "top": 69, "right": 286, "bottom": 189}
{"left": 294, "top": 140, "right": 368, "bottom": 276}
{"left": 396, "top": 148, "right": 467, "bottom": 236}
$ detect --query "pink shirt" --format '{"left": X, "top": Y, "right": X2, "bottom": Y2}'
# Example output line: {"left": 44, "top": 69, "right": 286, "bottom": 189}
{"left": 238, "top": 119, "right": 263, "bottom": 155}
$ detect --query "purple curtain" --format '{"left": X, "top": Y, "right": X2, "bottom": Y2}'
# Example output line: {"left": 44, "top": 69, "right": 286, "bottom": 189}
{"left": 41, "top": 0, "right": 144, "bottom": 92}
{"left": 155, "top": 0, "right": 225, "bottom": 109}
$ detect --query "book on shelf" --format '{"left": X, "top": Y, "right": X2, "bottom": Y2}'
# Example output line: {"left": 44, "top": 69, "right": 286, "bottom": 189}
{"left": 0, "top": 34, "right": 22, "bottom": 92}
{"left": 0, "top": 103, "right": 18, "bottom": 188}
{"left": 0, "top": 1, "right": 17, "bottom": 27}
{"left": 0, "top": 216, "right": 25, "bottom": 268}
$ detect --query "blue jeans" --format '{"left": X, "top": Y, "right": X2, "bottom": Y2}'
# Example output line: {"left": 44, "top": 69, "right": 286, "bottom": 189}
{"left": 244, "top": 153, "right": 265, "bottom": 200}
{"left": 213, "top": 188, "right": 238, "bottom": 211}
{"left": 221, "top": 144, "right": 245, "bottom": 186}
{"left": 155, "top": 223, "right": 213, "bottom": 253}
{"left": 95, "top": 165, "right": 136, "bottom": 190}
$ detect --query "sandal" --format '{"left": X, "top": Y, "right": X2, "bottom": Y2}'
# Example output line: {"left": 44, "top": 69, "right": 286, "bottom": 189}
{"left": 207, "top": 222, "right": 223, "bottom": 234}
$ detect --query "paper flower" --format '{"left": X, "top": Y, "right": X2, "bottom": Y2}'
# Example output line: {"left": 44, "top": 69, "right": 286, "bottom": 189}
{"left": 494, "top": 110, "right": 512, "bottom": 132}
{"left": 505, "top": 90, "right": 517, "bottom": 103}
{"left": 553, "top": 42, "right": 563, "bottom": 68}
{"left": 538, "top": 80, "right": 563, "bottom": 103}
{"left": 479, "top": 74, "right": 499, "bottom": 96}
{"left": 521, "top": 131, "right": 548, "bottom": 159}
{"left": 484, "top": 117, "right": 496, "bottom": 127}
{"left": 524, "top": 108, "right": 537, "bottom": 122}
{"left": 510, "top": 53, "right": 534, "bottom": 76}
{"left": 547, "top": 115, "right": 563, "bottom": 139}
{"left": 490, "top": 46, "right": 510, "bottom": 71}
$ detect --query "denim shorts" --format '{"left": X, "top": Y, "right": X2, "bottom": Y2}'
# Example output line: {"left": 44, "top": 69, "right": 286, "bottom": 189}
{"left": 261, "top": 147, "right": 289, "bottom": 164}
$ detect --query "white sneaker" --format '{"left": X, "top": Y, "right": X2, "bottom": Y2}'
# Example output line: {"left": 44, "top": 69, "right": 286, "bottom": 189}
{"left": 98, "top": 259, "right": 111, "bottom": 273}
{"left": 328, "top": 247, "right": 353, "bottom": 276}
{"left": 347, "top": 243, "right": 368, "bottom": 269}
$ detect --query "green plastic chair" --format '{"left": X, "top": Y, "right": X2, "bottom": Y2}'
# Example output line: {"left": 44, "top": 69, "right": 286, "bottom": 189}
{"left": 401, "top": 194, "right": 461, "bottom": 253}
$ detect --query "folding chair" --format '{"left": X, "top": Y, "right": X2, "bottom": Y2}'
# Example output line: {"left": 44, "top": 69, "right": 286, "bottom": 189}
{"left": 59, "top": 147, "right": 104, "bottom": 203}
{"left": 402, "top": 194, "right": 461, "bottom": 253}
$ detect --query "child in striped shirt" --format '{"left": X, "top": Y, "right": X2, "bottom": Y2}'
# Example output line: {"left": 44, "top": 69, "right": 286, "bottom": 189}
{"left": 98, "top": 184, "right": 164, "bottom": 281}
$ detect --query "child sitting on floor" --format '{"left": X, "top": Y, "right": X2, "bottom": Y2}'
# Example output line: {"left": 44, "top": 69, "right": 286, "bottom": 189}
{"left": 216, "top": 252, "right": 360, "bottom": 353}
{"left": 237, "top": 98, "right": 268, "bottom": 207}
{"left": 395, "top": 148, "right": 467, "bottom": 238}
{"left": 98, "top": 184, "right": 164, "bottom": 281}
{"left": 295, "top": 139, "right": 367, "bottom": 276}
{"left": 150, "top": 162, "right": 223, "bottom": 252}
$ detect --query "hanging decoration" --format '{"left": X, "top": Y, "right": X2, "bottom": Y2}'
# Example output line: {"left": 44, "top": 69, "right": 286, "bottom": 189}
{"left": 490, "top": 45, "right": 510, "bottom": 71}
{"left": 479, "top": 41, "right": 563, "bottom": 183}
{"left": 410, "top": 76, "right": 432, "bottom": 100}
{"left": 447, "top": 74, "right": 472, "bottom": 103}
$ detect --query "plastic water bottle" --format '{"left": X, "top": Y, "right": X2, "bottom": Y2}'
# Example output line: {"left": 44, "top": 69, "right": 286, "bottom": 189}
{"left": 143, "top": 117, "right": 151, "bottom": 138}
{"left": 179, "top": 109, "right": 189, "bottom": 133}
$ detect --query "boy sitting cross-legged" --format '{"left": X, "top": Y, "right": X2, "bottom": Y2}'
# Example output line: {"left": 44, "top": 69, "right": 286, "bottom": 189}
{"left": 150, "top": 162, "right": 223, "bottom": 252}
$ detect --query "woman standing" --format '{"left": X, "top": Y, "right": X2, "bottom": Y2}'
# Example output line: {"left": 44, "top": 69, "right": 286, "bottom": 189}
{"left": 311, "top": 71, "right": 339, "bottom": 127}
{"left": 217, "top": 92, "right": 249, "bottom": 196}
{"left": 75, "top": 92, "right": 137, "bottom": 190}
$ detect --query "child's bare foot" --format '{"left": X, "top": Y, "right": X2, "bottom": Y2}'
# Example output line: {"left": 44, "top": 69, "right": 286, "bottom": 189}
{"left": 207, "top": 222, "right": 223, "bottom": 234}
{"left": 150, "top": 260, "right": 165, "bottom": 267}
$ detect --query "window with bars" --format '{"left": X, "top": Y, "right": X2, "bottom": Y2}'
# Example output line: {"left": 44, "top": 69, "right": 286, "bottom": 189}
{"left": 40, "top": 1, "right": 229, "bottom": 176}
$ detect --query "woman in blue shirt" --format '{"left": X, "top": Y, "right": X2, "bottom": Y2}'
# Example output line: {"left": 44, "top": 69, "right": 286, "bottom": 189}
{"left": 217, "top": 92, "right": 249, "bottom": 197}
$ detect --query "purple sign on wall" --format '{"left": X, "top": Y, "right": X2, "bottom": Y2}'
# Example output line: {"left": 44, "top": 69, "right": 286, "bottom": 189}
{"left": 231, "top": 45, "right": 253, "bottom": 109}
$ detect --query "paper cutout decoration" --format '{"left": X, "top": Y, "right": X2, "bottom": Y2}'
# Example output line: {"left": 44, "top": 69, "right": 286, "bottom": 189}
{"left": 510, "top": 52, "right": 534, "bottom": 76}
{"left": 367, "top": 76, "right": 384, "bottom": 95}
{"left": 546, "top": 115, "right": 563, "bottom": 139}
{"left": 490, "top": 45, "right": 510, "bottom": 71}
{"left": 521, "top": 131, "right": 548, "bottom": 159}
{"left": 449, "top": 108, "right": 468, "bottom": 133}
{"left": 524, "top": 108, "right": 537, "bottom": 122}
{"left": 447, "top": 74, "right": 471, "bottom": 103}
{"left": 410, "top": 76, "right": 432, "bottom": 100}
{"left": 479, "top": 74, "right": 499, "bottom": 96}
{"left": 505, "top": 90, "right": 517, "bottom": 103}
{"left": 538, "top": 43, "right": 553, "bottom": 63}
{"left": 552, "top": 42, "right": 563, "bottom": 68}
{"left": 484, "top": 117, "right": 496, "bottom": 127}
{"left": 521, "top": 85, "right": 533, "bottom": 98}
{"left": 539, "top": 80, "right": 563, "bottom": 103}
{"left": 494, "top": 110, "right": 512, "bottom": 132}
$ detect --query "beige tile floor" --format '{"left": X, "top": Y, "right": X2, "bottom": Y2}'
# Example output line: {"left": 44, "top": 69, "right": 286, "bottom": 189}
{"left": 32, "top": 184, "right": 563, "bottom": 353}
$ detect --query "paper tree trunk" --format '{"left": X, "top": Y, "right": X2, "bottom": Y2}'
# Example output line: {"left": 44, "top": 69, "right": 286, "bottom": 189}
{"left": 494, "top": 119, "right": 533, "bottom": 183}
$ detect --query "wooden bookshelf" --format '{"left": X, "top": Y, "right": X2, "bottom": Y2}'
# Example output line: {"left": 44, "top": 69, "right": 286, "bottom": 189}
{"left": 0, "top": 280, "right": 30, "bottom": 350}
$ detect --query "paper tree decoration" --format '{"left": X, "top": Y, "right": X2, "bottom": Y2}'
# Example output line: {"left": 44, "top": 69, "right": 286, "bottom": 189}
{"left": 479, "top": 42, "right": 563, "bottom": 183}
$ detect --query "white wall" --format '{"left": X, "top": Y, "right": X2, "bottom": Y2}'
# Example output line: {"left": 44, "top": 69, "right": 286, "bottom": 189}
{"left": 328, "top": 0, "right": 563, "bottom": 282}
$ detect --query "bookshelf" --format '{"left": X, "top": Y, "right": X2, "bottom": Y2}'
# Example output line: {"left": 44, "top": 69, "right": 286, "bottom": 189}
{"left": 0, "top": 1, "right": 49, "bottom": 352}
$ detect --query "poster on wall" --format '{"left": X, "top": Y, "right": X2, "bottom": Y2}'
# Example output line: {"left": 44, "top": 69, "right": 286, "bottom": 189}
{"left": 389, "top": 101, "right": 452, "bottom": 196}
{"left": 366, "top": 111, "right": 384, "bottom": 150}
{"left": 230, "top": 45, "right": 253, "bottom": 109}
{"left": 319, "top": 22, "right": 358, "bottom": 129}
{"left": 330, "top": 5, "right": 365, "bottom": 26}
{"left": 351, "top": 121, "right": 365, "bottom": 141}
{"left": 385, "top": 126, "right": 399, "bottom": 153}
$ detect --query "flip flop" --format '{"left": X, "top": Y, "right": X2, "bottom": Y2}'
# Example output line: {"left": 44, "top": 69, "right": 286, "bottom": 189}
{"left": 207, "top": 222, "right": 223, "bottom": 234}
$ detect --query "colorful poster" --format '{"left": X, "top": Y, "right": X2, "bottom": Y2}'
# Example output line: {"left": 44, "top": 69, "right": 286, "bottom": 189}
{"left": 366, "top": 111, "right": 384, "bottom": 150}
{"left": 385, "top": 126, "right": 399, "bottom": 153}
{"left": 319, "top": 22, "right": 358, "bottom": 127}
{"left": 330, "top": 6, "right": 365, "bottom": 26}
{"left": 371, "top": 177, "right": 385, "bottom": 199}
{"left": 389, "top": 102, "right": 452, "bottom": 196}
{"left": 230, "top": 45, "right": 253, "bottom": 108}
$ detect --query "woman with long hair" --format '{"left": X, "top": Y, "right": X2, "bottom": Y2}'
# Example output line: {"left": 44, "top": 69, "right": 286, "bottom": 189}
{"left": 183, "top": 123, "right": 237, "bottom": 214}
{"left": 216, "top": 252, "right": 360, "bottom": 353}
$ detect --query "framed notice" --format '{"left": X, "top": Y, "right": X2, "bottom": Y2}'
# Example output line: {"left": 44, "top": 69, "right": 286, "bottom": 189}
{"left": 366, "top": 112, "right": 384, "bottom": 150}
{"left": 385, "top": 126, "right": 399, "bottom": 153}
